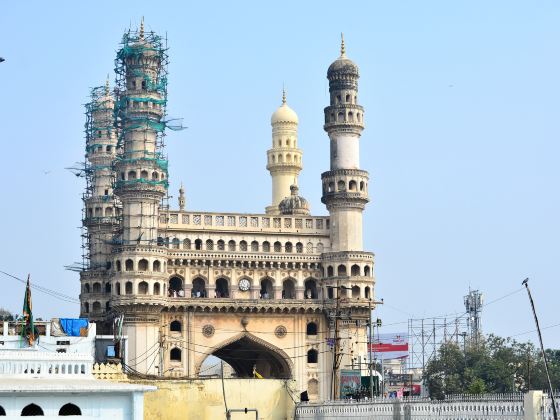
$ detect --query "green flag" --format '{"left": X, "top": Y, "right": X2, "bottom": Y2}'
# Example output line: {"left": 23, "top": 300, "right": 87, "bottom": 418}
{"left": 21, "top": 274, "right": 35, "bottom": 346}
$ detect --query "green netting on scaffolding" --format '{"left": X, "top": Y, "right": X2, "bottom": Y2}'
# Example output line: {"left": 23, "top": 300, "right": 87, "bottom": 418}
{"left": 129, "top": 69, "right": 168, "bottom": 93}
{"left": 114, "top": 156, "right": 168, "bottom": 172}
{"left": 85, "top": 143, "right": 115, "bottom": 153}
{"left": 114, "top": 178, "right": 169, "bottom": 188}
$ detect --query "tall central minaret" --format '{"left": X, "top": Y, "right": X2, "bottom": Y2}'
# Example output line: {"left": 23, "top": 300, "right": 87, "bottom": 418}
{"left": 266, "top": 90, "right": 304, "bottom": 214}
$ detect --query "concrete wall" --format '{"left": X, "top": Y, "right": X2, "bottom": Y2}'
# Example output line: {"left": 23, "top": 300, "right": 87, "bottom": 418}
{"left": 132, "top": 378, "right": 296, "bottom": 420}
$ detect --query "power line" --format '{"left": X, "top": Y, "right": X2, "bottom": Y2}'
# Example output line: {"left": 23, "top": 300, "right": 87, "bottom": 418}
{"left": 0, "top": 270, "right": 80, "bottom": 304}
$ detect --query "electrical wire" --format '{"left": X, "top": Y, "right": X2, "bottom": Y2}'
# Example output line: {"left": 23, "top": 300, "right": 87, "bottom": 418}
{"left": 0, "top": 270, "right": 80, "bottom": 304}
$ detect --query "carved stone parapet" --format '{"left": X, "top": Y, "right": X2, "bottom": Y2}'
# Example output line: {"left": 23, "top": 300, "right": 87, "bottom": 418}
{"left": 320, "top": 251, "right": 374, "bottom": 263}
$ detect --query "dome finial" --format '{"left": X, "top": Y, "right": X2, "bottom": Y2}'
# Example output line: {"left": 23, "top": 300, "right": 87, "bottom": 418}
{"left": 340, "top": 32, "right": 346, "bottom": 56}
{"left": 140, "top": 17, "right": 145, "bottom": 39}
{"left": 105, "top": 74, "right": 110, "bottom": 96}
{"left": 282, "top": 86, "right": 286, "bottom": 105}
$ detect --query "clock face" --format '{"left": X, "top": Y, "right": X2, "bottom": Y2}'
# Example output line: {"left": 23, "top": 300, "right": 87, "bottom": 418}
{"left": 238, "top": 279, "right": 250, "bottom": 291}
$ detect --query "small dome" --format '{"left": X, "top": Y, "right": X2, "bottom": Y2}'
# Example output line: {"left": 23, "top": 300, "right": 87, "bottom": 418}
{"left": 327, "top": 56, "right": 359, "bottom": 78}
{"left": 271, "top": 91, "right": 298, "bottom": 125}
{"left": 279, "top": 185, "right": 310, "bottom": 216}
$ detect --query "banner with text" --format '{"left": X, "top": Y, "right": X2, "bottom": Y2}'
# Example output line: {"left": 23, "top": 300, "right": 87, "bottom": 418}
{"left": 368, "top": 332, "right": 408, "bottom": 361}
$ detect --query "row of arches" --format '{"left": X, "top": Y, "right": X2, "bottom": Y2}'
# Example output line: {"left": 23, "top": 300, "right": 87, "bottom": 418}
{"left": 0, "top": 402, "right": 81, "bottom": 416}
{"left": 119, "top": 169, "right": 166, "bottom": 182}
{"left": 87, "top": 205, "right": 117, "bottom": 218}
{"left": 324, "top": 264, "right": 372, "bottom": 278}
{"left": 115, "top": 258, "right": 165, "bottom": 272}
{"left": 274, "top": 137, "right": 296, "bottom": 148}
{"left": 269, "top": 153, "right": 301, "bottom": 165}
{"left": 324, "top": 179, "right": 367, "bottom": 194}
{"left": 164, "top": 238, "right": 324, "bottom": 254}
{"left": 83, "top": 301, "right": 110, "bottom": 314}
{"left": 334, "top": 93, "right": 357, "bottom": 105}
{"left": 88, "top": 144, "right": 114, "bottom": 154}
{"left": 327, "top": 109, "right": 362, "bottom": 124}
{"left": 83, "top": 282, "right": 111, "bottom": 294}
{"left": 168, "top": 320, "right": 318, "bottom": 336}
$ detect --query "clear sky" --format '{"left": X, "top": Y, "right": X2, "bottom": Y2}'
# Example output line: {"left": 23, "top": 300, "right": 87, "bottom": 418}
{"left": 1, "top": 1, "right": 559, "bottom": 347}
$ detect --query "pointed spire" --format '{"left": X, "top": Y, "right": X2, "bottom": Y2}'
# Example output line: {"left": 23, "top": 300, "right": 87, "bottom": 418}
{"left": 340, "top": 32, "right": 346, "bottom": 57}
{"left": 105, "top": 74, "right": 110, "bottom": 96}
{"left": 139, "top": 17, "right": 145, "bottom": 39}
{"left": 282, "top": 86, "right": 286, "bottom": 105}
{"left": 178, "top": 182, "right": 185, "bottom": 211}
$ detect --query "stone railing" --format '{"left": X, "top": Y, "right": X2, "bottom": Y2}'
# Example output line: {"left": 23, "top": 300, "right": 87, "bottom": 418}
{"left": 0, "top": 350, "right": 93, "bottom": 377}
{"left": 296, "top": 394, "right": 526, "bottom": 419}
{"left": 92, "top": 362, "right": 128, "bottom": 381}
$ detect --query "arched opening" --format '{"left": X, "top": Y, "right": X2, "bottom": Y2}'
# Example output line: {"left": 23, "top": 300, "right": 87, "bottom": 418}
{"left": 125, "top": 259, "right": 133, "bottom": 271}
{"left": 348, "top": 111, "right": 354, "bottom": 122}
{"left": 92, "top": 282, "right": 101, "bottom": 293}
{"left": 274, "top": 241, "right": 282, "bottom": 252}
{"left": 170, "top": 320, "right": 182, "bottom": 333}
{"left": 0, "top": 406, "right": 5, "bottom": 416}
{"left": 169, "top": 277, "right": 183, "bottom": 297}
{"left": 138, "top": 281, "right": 149, "bottom": 295}
{"left": 337, "top": 264, "right": 347, "bottom": 277}
{"left": 153, "top": 260, "right": 161, "bottom": 272}
{"left": 83, "top": 302, "right": 89, "bottom": 313}
{"left": 138, "top": 259, "right": 148, "bottom": 271}
{"left": 84, "top": 284, "right": 90, "bottom": 293}
{"left": 192, "top": 277, "right": 206, "bottom": 298}
{"left": 285, "top": 242, "right": 293, "bottom": 253}
{"left": 327, "top": 287, "right": 334, "bottom": 299}
{"left": 21, "top": 403, "right": 44, "bottom": 416}
{"left": 127, "top": 170, "right": 137, "bottom": 180}
{"left": 239, "top": 241, "right": 248, "bottom": 251}
{"left": 206, "top": 239, "right": 214, "bottom": 250}
{"left": 351, "top": 264, "right": 360, "bottom": 276}
{"left": 304, "top": 279, "right": 318, "bottom": 299}
{"left": 92, "top": 301, "right": 101, "bottom": 313}
{"left": 59, "top": 403, "right": 81, "bottom": 416}
{"left": 360, "top": 181, "right": 365, "bottom": 191}
{"left": 116, "top": 260, "right": 121, "bottom": 271}
{"left": 262, "top": 241, "right": 270, "bottom": 252}
{"left": 337, "top": 112, "right": 344, "bottom": 122}
{"left": 307, "top": 349, "right": 318, "bottom": 364}
{"left": 105, "top": 283, "right": 111, "bottom": 293}
{"left": 327, "top": 266, "right": 334, "bottom": 277}
{"left": 365, "top": 286, "right": 371, "bottom": 299}
{"left": 282, "top": 278, "right": 295, "bottom": 299}
{"left": 152, "top": 171, "right": 159, "bottom": 180}
{"left": 172, "top": 238, "right": 180, "bottom": 249}
{"left": 106, "top": 301, "right": 110, "bottom": 312}
{"left": 349, "top": 180, "right": 357, "bottom": 191}
{"left": 140, "top": 170, "right": 149, "bottom": 179}
{"left": 364, "top": 266, "right": 371, "bottom": 277}
{"left": 251, "top": 241, "right": 259, "bottom": 252}
{"left": 170, "top": 347, "right": 182, "bottom": 362}
{"left": 115, "top": 282, "right": 121, "bottom": 295}
{"left": 203, "top": 334, "right": 291, "bottom": 379}
{"left": 228, "top": 240, "right": 236, "bottom": 251}
{"left": 260, "top": 278, "right": 273, "bottom": 299}
{"left": 328, "top": 182, "right": 335, "bottom": 192}
{"left": 308, "top": 378, "right": 319, "bottom": 397}
{"left": 125, "top": 281, "right": 133, "bottom": 295}
{"left": 306, "top": 322, "right": 318, "bottom": 336}
{"left": 352, "top": 286, "right": 360, "bottom": 298}
{"left": 195, "top": 239, "right": 202, "bottom": 250}
{"left": 215, "top": 278, "right": 229, "bottom": 298}
{"left": 183, "top": 239, "right": 191, "bottom": 250}
{"left": 296, "top": 242, "right": 303, "bottom": 253}
{"left": 337, "top": 180, "right": 345, "bottom": 191}
{"left": 217, "top": 240, "right": 225, "bottom": 250}
{"left": 153, "top": 282, "right": 161, "bottom": 295}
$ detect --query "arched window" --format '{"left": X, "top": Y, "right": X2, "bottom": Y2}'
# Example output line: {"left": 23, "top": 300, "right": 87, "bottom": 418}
{"left": 172, "top": 238, "right": 180, "bottom": 249}
{"left": 138, "top": 281, "right": 149, "bottom": 295}
{"left": 327, "top": 287, "right": 334, "bottom": 299}
{"left": 365, "top": 286, "right": 371, "bottom": 299}
{"left": 349, "top": 180, "right": 357, "bottom": 191}
{"left": 138, "top": 259, "right": 148, "bottom": 271}
{"left": 169, "top": 277, "right": 183, "bottom": 294}
{"left": 183, "top": 239, "right": 191, "bottom": 250}
{"left": 307, "top": 349, "right": 318, "bottom": 364}
{"left": 83, "top": 302, "right": 89, "bottom": 313}
{"left": 306, "top": 322, "right": 318, "bottom": 336}
{"left": 92, "top": 302, "right": 101, "bottom": 313}
{"left": 116, "top": 260, "right": 121, "bottom": 271}
{"left": 351, "top": 264, "right": 360, "bottom": 276}
{"left": 337, "top": 112, "right": 344, "bottom": 122}
{"left": 195, "top": 239, "right": 202, "bottom": 250}
{"left": 140, "top": 170, "right": 149, "bottom": 179}
{"left": 364, "top": 266, "right": 371, "bottom": 277}
{"left": 251, "top": 241, "right": 259, "bottom": 252}
{"left": 215, "top": 278, "right": 229, "bottom": 298}
{"left": 92, "top": 282, "right": 101, "bottom": 293}
{"left": 328, "top": 182, "right": 335, "bottom": 192}
{"left": 115, "top": 282, "right": 121, "bottom": 295}
{"left": 337, "top": 265, "right": 347, "bottom": 277}
{"left": 59, "top": 403, "right": 81, "bottom": 416}
{"left": 105, "top": 283, "right": 111, "bottom": 293}
{"left": 125, "top": 259, "right": 133, "bottom": 271}
{"left": 273, "top": 241, "right": 282, "bottom": 252}
{"left": 153, "top": 282, "right": 161, "bottom": 295}
{"left": 21, "top": 403, "right": 44, "bottom": 416}
{"left": 239, "top": 240, "right": 248, "bottom": 251}
{"left": 152, "top": 171, "right": 159, "bottom": 180}
{"left": 262, "top": 241, "right": 270, "bottom": 252}
{"left": 285, "top": 242, "right": 293, "bottom": 253}
{"left": 296, "top": 242, "right": 303, "bottom": 253}
{"left": 192, "top": 277, "right": 206, "bottom": 298}
{"left": 359, "top": 181, "right": 365, "bottom": 191}
{"left": 260, "top": 278, "right": 273, "bottom": 299}
{"left": 316, "top": 243, "right": 324, "bottom": 253}
{"left": 170, "top": 320, "right": 182, "bottom": 332}
{"left": 84, "top": 284, "right": 90, "bottom": 293}
{"left": 306, "top": 242, "right": 313, "bottom": 253}
{"left": 170, "top": 347, "right": 182, "bottom": 362}
{"left": 106, "top": 301, "right": 110, "bottom": 312}
{"left": 228, "top": 240, "right": 236, "bottom": 251}
{"left": 308, "top": 379, "right": 319, "bottom": 396}
{"left": 206, "top": 239, "right": 214, "bottom": 250}
{"left": 127, "top": 170, "right": 136, "bottom": 180}
{"left": 217, "top": 240, "right": 225, "bottom": 250}
{"left": 304, "top": 279, "right": 318, "bottom": 299}
{"left": 157, "top": 237, "right": 164, "bottom": 246}
{"left": 337, "top": 180, "right": 345, "bottom": 191}
{"left": 327, "top": 266, "right": 334, "bottom": 277}
{"left": 282, "top": 278, "right": 295, "bottom": 299}
{"left": 125, "top": 281, "right": 133, "bottom": 295}
{"left": 352, "top": 286, "right": 360, "bottom": 298}
{"left": 348, "top": 111, "right": 354, "bottom": 122}
{"left": 153, "top": 260, "right": 161, "bottom": 272}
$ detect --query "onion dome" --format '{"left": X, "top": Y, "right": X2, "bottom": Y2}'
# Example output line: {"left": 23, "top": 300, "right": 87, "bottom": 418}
{"left": 327, "top": 33, "right": 359, "bottom": 78}
{"left": 279, "top": 184, "right": 310, "bottom": 215}
{"left": 271, "top": 90, "right": 299, "bottom": 125}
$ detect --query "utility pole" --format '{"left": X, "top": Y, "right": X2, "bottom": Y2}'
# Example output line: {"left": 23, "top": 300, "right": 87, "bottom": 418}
{"left": 158, "top": 327, "right": 164, "bottom": 377}
{"left": 522, "top": 278, "right": 558, "bottom": 420}
{"left": 368, "top": 298, "right": 374, "bottom": 399}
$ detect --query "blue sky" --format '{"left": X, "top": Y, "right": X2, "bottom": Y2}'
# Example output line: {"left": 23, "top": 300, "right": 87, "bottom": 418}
{"left": 1, "top": 1, "right": 559, "bottom": 347}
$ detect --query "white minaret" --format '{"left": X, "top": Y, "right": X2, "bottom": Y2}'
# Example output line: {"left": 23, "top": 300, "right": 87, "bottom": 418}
{"left": 266, "top": 90, "right": 303, "bottom": 214}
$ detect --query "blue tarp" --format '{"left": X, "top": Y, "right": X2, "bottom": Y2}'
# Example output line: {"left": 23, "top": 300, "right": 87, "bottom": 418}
{"left": 59, "top": 318, "right": 89, "bottom": 337}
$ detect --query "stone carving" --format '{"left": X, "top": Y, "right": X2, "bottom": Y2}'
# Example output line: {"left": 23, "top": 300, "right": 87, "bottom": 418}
{"left": 202, "top": 324, "right": 215, "bottom": 338}
{"left": 275, "top": 325, "right": 287, "bottom": 338}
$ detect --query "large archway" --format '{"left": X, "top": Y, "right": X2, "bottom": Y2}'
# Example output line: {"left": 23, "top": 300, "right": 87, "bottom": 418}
{"left": 198, "top": 333, "right": 292, "bottom": 379}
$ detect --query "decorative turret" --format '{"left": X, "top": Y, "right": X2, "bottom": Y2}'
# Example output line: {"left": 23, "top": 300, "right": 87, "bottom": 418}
{"left": 178, "top": 183, "right": 185, "bottom": 211}
{"left": 266, "top": 90, "right": 305, "bottom": 214}
{"left": 279, "top": 184, "right": 310, "bottom": 215}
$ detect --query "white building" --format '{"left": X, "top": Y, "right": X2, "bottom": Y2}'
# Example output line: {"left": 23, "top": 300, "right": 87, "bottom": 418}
{"left": 0, "top": 347, "right": 154, "bottom": 418}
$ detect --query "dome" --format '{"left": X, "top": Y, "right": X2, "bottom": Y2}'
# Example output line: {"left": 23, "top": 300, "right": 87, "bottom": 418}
{"left": 279, "top": 185, "right": 310, "bottom": 216}
{"left": 271, "top": 91, "right": 298, "bottom": 125}
{"left": 327, "top": 33, "right": 359, "bottom": 78}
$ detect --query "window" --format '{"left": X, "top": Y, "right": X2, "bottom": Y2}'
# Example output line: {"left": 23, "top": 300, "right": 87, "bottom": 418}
{"left": 0, "top": 405, "right": 5, "bottom": 416}
{"left": 316, "top": 242, "right": 324, "bottom": 253}
{"left": 285, "top": 242, "right": 293, "bottom": 253}
{"left": 138, "top": 281, "right": 148, "bottom": 295}
{"left": 215, "top": 278, "right": 229, "bottom": 298}
{"left": 262, "top": 241, "right": 270, "bottom": 252}
{"left": 169, "top": 277, "right": 183, "bottom": 293}
{"left": 365, "top": 286, "right": 371, "bottom": 299}
{"left": 182, "top": 214, "right": 190, "bottom": 224}
{"left": 21, "top": 404, "right": 44, "bottom": 416}
{"left": 170, "top": 347, "right": 182, "bottom": 362}
{"left": 170, "top": 214, "right": 178, "bottom": 224}
{"left": 183, "top": 239, "right": 191, "bottom": 250}
{"left": 216, "top": 216, "right": 224, "bottom": 226}
{"left": 274, "top": 241, "right": 282, "bottom": 252}
{"left": 352, "top": 286, "right": 360, "bottom": 298}
{"left": 349, "top": 180, "right": 357, "bottom": 191}
{"left": 295, "top": 219, "right": 302, "bottom": 229}
{"left": 351, "top": 265, "right": 360, "bottom": 276}
{"left": 338, "top": 265, "right": 347, "bottom": 276}
{"left": 306, "top": 322, "right": 318, "bottom": 336}
{"left": 204, "top": 215, "right": 212, "bottom": 225}
{"left": 217, "top": 240, "right": 225, "bottom": 250}
{"left": 260, "top": 278, "right": 273, "bottom": 299}
{"left": 296, "top": 242, "right": 303, "bottom": 253}
{"left": 154, "top": 282, "right": 161, "bottom": 295}
{"left": 262, "top": 217, "right": 270, "bottom": 228}
{"left": 84, "top": 284, "right": 90, "bottom": 293}
{"left": 153, "top": 260, "right": 161, "bottom": 272}
{"left": 305, "top": 219, "right": 313, "bottom": 229}
{"left": 327, "top": 266, "right": 334, "bottom": 277}
{"left": 228, "top": 240, "right": 236, "bottom": 251}
{"left": 251, "top": 241, "right": 259, "bottom": 252}
{"left": 125, "top": 259, "right": 133, "bottom": 271}
{"left": 192, "top": 278, "right": 206, "bottom": 297}
{"left": 193, "top": 215, "right": 201, "bottom": 225}
{"left": 282, "top": 279, "right": 295, "bottom": 299}
{"left": 170, "top": 320, "right": 182, "bottom": 332}
{"left": 250, "top": 217, "right": 258, "bottom": 227}
{"left": 195, "top": 239, "right": 202, "bottom": 250}
{"left": 307, "top": 349, "right": 318, "bottom": 364}
{"left": 239, "top": 217, "right": 247, "bottom": 227}
{"left": 273, "top": 218, "right": 281, "bottom": 228}
{"left": 105, "top": 283, "right": 111, "bottom": 293}
{"left": 206, "top": 239, "right": 214, "bottom": 250}
{"left": 306, "top": 242, "right": 313, "bottom": 253}
{"left": 316, "top": 220, "right": 323, "bottom": 230}
{"left": 59, "top": 403, "right": 81, "bottom": 416}
{"left": 304, "top": 279, "right": 318, "bottom": 299}
{"left": 284, "top": 218, "right": 292, "bottom": 228}
{"left": 125, "top": 281, "right": 133, "bottom": 295}
{"left": 138, "top": 259, "right": 148, "bottom": 271}
{"left": 364, "top": 266, "right": 371, "bottom": 277}
{"left": 308, "top": 379, "right": 319, "bottom": 396}
{"left": 227, "top": 216, "right": 235, "bottom": 226}
{"left": 240, "top": 241, "right": 247, "bottom": 251}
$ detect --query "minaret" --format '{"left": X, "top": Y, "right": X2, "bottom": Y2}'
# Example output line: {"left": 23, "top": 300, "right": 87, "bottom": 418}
{"left": 320, "top": 35, "right": 374, "bottom": 399}
{"left": 178, "top": 183, "right": 185, "bottom": 211}
{"left": 266, "top": 90, "right": 304, "bottom": 214}
{"left": 111, "top": 20, "right": 169, "bottom": 374}
{"left": 321, "top": 34, "right": 369, "bottom": 252}
{"left": 80, "top": 77, "right": 120, "bottom": 322}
